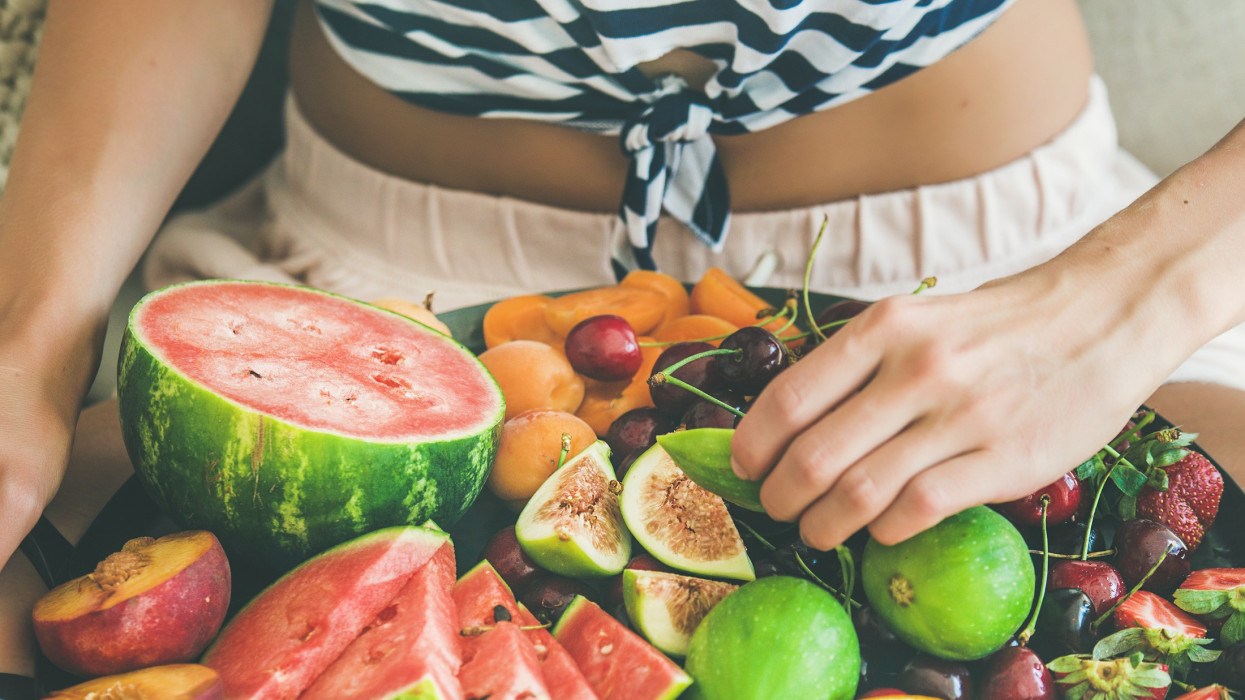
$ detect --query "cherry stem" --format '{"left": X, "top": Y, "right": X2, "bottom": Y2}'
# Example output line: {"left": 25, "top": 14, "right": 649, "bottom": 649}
{"left": 1083, "top": 459, "right": 1119, "bottom": 561}
{"left": 803, "top": 216, "right": 831, "bottom": 344}
{"left": 1018, "top": 496, "right": 1051, "bottom": 645}
{"left": 648, "top": 348, "right": 746, "bottom": 418}
{"left": 911, "top": 277, "right": 938, "bottom": 295}
{"left": 556, "top": 433, "right": 572, "bottom": 470}
{"left": 637, "top": 300, "right": 799, "bottom": 348}
{"left": 792, "top": 547, "right": 861, "bottom": 609}
{"left": 1091, "top": 545, "right": 1172, "bottom": 633}
{"left": 1028, "top": 549, "right": 1116, "bottom": 559}
{"left": 733, "top": 519, "right": 779, "bottom": 551}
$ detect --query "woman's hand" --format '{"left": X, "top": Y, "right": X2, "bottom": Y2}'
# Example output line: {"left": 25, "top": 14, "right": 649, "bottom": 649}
{"left": 730, "top": 255, "right": 1184, "bottom": 551}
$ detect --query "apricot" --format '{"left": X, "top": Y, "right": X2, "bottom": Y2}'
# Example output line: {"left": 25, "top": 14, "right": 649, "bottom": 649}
{"left": 32, "top": 531, "right": 231, "bottom": 677}
{"left": 488, "top": 408, "right": 598, "bottom": 507}
{"left": 479, "top": 340, "right": 585, "bottom": 420}
{"left": 650, "top": 314, "right": 740, "bottom": 347}
{"left": 574, "top": 338, "right": 663, "bottom": 435}
{"left": 482, "top": 294, "right": 561, "bottom": 349}
{"left": 619, "top": 270, "right": 690, "bottom": 328}
{"left": 44, "top": 664, "right": 224, "bottom": 699}
{"left": 689, "top": 267, "right": 802, "bottom": 343}
{"left": 543, "top": 286, "right": 667, "bottom": 337}
{"left": 370, "top": 297, "right": 452, "bottom": 336}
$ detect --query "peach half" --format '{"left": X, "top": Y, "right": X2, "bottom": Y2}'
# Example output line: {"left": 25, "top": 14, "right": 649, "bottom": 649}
{"left": 32, "top": 530, "right": 231, "bottom": 677}
{"left": 42, "top": 663, "right": 224, "bottom": 699}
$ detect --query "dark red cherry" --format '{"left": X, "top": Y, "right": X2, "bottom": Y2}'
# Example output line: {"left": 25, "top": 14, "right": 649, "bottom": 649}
{"left": 1031, "top": 588, "right": 1098, "bottom": 662}
{"left": 1215, "top": 640, "right": 1245, "bottom": 688}
{"left": 564, "top": 314, "right": 642, "bottom": 381}
{"left": 976, "top": 646, "right": 1057, "bottom": 700}
{"left": 518, "top": 574, "right": 597, "bottom": 624}
{"left": 1040, "top": 520, "right": 1105, "bottom": 557}
{"left": 897, "top": 655, "right": 974, "bottom": 700}
{"left": 1048, "top": 559, "right": 1125, "bottom": 617}
{"left": 480, "top": 525, "right": 543, "bottom": 593}
{"left": 997, "top": 472, "right": 1083, "bottom": 528}
{"left": 680, "top": 398, "right": 740, "bottom": 430}
{"left": 604, "top": 407, "right": 674, "bottom": 463}
{"left": 716, "top": 326, "right": 788, "bottom": 395}
{"left": 1113, "top": 517, "right": 1191, "bottom": 595}
{"left": 649, "top": 341, "right": 725, "bottom": 416}
{"left": 814, "top": 299, "right": 870, "bottom": 339}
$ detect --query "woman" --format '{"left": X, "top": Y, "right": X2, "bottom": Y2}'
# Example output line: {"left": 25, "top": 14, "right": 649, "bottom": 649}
{"left": 2, "top": 0, "right": 1243, "bottom": 680}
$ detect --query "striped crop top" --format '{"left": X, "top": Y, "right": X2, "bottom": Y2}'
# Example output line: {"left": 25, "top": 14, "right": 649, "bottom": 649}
{"left": 315, "top": 0, "right": 1017, "bottom": 271}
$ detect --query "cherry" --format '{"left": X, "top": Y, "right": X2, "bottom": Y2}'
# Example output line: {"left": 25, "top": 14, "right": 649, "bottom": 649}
{"left": 897, "top": 655, "right": 974, "bottom": 700}
{"left": 976, "top": 646, "right": 1057, "bottom": 700}
{"left": 479, "top": 525, "right": 543, "bottom": 593}
{"left": 604, "top": 408, "right": 674, "bottom": 463}
{"left": 1039, "top": 520, "right": 1105, "bottom": 557}
{"left": 681, "top": 398, "right": 741, "bottom": 430}
{"left": 564, "top": 314, "right": 642, "bottom": 381}
{"left": 853, "top": 605, "right": 902, "bottom": 650}
{"left": 716, "top": 326, "right": 788, "bottom": 395}
{"left": 814, "top": 299, "right": 870, "bottom": 340}
{"left": 1048, "top": 559, "right": 1125, "bottom": 617}
{"left": 1112, "top": 517, "right": 1191, "bottom": 595}
{"left": 613, "top": 448, "right": 643, "bottom": 482}
{"left": 1214, "top": 640, "right": 1245, "bottom": 688}
{"left": 517, "top": 574, "right": 597, "bottom": 624}
{"left": 1031, "top": 587, "right": 1098, "bottom": 661}
{"left": 752, "top": 557, "right": 783, "bottom": 578}
{"left": 649, "top": 341, "right": 726, "bottom": 416}
{"left": 997, "top": 472, "right": 1083, "bottom": 528}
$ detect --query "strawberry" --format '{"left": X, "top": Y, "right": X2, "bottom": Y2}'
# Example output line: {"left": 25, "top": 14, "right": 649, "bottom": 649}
{"left": 1100, "top": 591, "right": 1219, "bottom": 678}
{"left": 1174, "top": 568, "right": 1245, "bottom": 645}
{"left": 1047, "top": 653, "right": 1170, "bottom": 700}
{"left": 1169, "top": 686, "right": 1233, "bottom": 700}
{"left": 1135, "top": 450, "right": 1223, "bottom": 551}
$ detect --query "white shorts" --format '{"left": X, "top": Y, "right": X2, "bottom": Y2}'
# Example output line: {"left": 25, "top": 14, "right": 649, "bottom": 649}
{"left": 142, "top": 76, "right": 1245, "bottom": 390}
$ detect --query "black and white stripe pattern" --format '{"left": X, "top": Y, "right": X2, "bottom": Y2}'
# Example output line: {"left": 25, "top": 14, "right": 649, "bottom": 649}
{"left": 316, "top": 0, "right": 1016, "bottom": 271}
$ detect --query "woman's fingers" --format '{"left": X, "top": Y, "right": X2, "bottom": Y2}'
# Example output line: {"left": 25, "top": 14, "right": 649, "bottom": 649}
{"left": 864, "top": 449, "right": 1010, "bottom": 546}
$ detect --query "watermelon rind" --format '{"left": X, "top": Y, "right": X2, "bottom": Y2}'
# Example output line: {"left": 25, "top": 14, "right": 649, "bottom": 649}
{"left": 515, "top": 441, "right": 631, "bottom": 578}
{"left": 116, "top": 280, "right": 504, "bottom": 566}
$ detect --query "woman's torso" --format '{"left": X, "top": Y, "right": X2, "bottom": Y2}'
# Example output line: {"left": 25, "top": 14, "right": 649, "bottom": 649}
{"left": 288, "top": 0, "right": 1093, "bottom": 213}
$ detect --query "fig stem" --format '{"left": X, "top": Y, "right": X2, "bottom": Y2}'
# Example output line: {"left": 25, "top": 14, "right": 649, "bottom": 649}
{"left": 802, "top": 215, "right": 831, "bottom": 344}
{"left": 911, "top": 277, "right": 938, "bottom": 294}
{"left": 1018, "top": 496, "right": 1051, "bottom": 645}
{"left": 1090, "top": 545, "right": 1172, "bottom": 633}
{"left": 557, "top": 433, "right": 572, "bottom": 470}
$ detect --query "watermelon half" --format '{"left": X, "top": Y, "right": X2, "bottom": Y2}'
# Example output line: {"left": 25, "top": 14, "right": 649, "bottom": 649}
{"left": 117, "top": 280, "right": 505, "bottom": 566}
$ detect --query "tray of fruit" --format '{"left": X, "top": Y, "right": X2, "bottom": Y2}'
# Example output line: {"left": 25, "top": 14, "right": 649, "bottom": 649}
{"left": 22, "top": 271, "right": 1245, "bottom": 699}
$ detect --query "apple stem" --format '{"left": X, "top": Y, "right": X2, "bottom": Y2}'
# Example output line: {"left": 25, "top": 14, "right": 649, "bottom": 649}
{"left": 802, "top": 215, "right": 831, "bottom": 344}
{"left": 1018, "top": 496, "right": 1051, "bottom": 645}
{"left": 1091, "top": 545, "right": 1173, "bottom": 633}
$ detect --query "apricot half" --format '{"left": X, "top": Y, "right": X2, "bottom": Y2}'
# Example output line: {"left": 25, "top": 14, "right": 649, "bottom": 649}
{"left": 43, "top": 664, "right": 224, "bottom": 699}
{"left": 32, "top": 531, "right": 231, "bottom": 677}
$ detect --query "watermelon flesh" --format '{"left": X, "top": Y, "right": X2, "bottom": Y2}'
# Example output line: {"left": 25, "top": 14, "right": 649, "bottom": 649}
{"left": 118, "top": 280, "right": 504, "bottom": 566}
{"left": 300, "top": 541, "right": 463, "bottom": 700}
{"left": 458, "top": 622, "right": 550, "bottom": 700}
{"left": 202, "top": 526, "right": 448, "bottom": 700}
{"left": 553, "top": 596, "right": 692, "bottom": 700}
{"left": 453, "top": 561, "right": 597, "bottom": 700}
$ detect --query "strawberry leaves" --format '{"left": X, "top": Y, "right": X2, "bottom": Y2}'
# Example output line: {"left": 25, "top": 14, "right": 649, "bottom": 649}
{"left": 1092, "top": 627, "right": 1219, "bottom": 678}
{"left": 1048, "top": 652, "right": 1171, "bottom": 700}
{"left": 1175, "top": 569, "right": 1245, "bottom": 646}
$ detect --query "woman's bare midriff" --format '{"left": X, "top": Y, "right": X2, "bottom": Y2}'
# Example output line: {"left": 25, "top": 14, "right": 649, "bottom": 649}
{"left": 289, "top": 0, "right": 1093, "bottom": 213}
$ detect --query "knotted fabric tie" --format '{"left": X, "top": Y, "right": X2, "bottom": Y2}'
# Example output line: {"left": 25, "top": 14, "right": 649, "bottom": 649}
{"left": 617, "top": 75, "right": 730, "bottom": 272}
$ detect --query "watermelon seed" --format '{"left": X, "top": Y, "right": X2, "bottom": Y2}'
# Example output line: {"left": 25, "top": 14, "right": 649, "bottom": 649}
{"left": 494, "top": 605, "right": 513, "bottom": 623}
{"left": 376, "top": 604, "right": 399, "bottom": 623}
{"left": 372, "top": 347, "right": 405, "bottom": 365}
{"left": 249, "top": 370, "right": 263, "bottom": 379}
{"left": 600, "top": 642, "right": 614, "bottom": 655}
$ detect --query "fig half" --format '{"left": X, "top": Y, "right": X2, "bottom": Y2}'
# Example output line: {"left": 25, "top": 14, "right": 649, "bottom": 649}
{"left": 516, "top": 440, "right": 632, "bottom": 577}
{"left": 620, "top": 443, "right": 754, "bottom": 581}
{"left": 656, "top": 428, "right": 763, "bottom": 512}
{"left": 623, "top": 568, "right": 738, "bottom": 657}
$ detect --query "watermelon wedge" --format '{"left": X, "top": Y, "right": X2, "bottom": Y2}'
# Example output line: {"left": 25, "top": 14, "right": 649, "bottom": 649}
{"left": 453, "top": 561, "right": 598, "bottom": 700}
{"left": 458, "top": 621, "right": 550, "bottom": 700}
{"left": 117, "top": 280, "right": 504, "bottom": 566}
{"left": 301, "top": 540, "right": 463, "bottom": 700}
{"left": 553, "top": 596, "right": 692, "bottom": 700}
{"left": 201, "top": 526, "right": 447, "bottom": 700}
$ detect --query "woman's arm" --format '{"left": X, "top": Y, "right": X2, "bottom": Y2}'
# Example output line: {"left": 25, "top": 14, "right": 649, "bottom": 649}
{"left": 0, "top": 0, "right": 275, "bottom": 567}
{"left": 732, "top": 116, "right": 1245, "bottom": 550}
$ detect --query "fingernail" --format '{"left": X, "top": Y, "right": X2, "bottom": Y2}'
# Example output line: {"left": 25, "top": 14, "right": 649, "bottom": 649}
{"left": 731, "top": 457, "right": 748, "bottom": 480}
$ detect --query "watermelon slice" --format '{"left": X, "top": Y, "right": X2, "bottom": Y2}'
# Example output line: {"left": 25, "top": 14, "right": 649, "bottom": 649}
{"left": 301, "top": 540, "right": 463, "bottom": 700}
{"left": 458, "top": 621, "right": 550, "bottom": 700}
{"left": 201, "top": 526, "right": 447, "bottom": 700}
{"left": 117, "top": 280, "right": 504, "bottom": 566}
{"left": 453, "top": 561, "right": 597, "bottom": 699}
{"left": 553, "top": 596, "right": 692, "bottom": 700}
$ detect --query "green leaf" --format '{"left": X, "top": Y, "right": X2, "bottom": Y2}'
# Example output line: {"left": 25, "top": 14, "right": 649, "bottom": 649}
{"left": 1154, "top": 447, "right": 1191, "bottom": 468}
{"left": 1146, "top": 468, "right": 1170, "bottom": 492}
{"left": 1047, "top": 655, "right": 1091, "bottom": 674}
{"left": 1173, "top": 588, "right": 1231, "bottom": 616}
{"left": 1119, "top": 494, "right": 1138, "bottom": 521}
{"left": 1129, "top": 667, "right": 1172, "bottom": 688}
{"left": 1077, "top": 453, "right": 1107, "bottom": 482}
{"left": 1224, "top": 610, "right": 1245, "bottom": 646}
{"left": 1112, "top": 464, "right": 1149, "bottom": 496}
{"left": 1093, "top": 628, "right": 1148, "bottom": 660}
{"left": 1188, "top": 644, "right": 1224, "bottom": 664}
